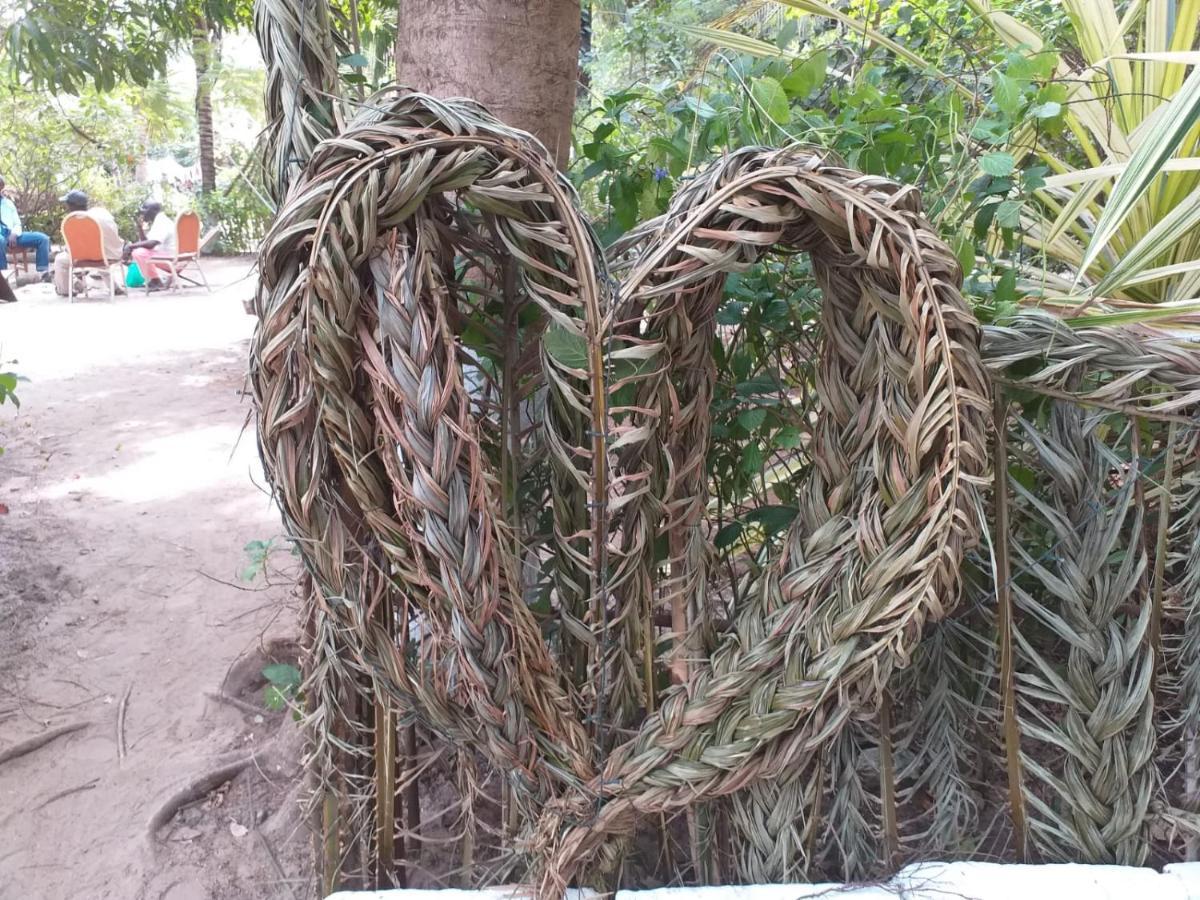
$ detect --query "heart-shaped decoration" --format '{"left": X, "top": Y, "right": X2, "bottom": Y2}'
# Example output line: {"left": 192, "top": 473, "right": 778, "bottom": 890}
{"left": 251, "top": 90, "right": 989, "bottom": 891}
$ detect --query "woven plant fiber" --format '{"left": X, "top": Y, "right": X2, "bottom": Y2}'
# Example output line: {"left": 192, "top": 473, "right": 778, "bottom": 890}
{"left": 249, "top": 80, "right": 998, "bottom": 893}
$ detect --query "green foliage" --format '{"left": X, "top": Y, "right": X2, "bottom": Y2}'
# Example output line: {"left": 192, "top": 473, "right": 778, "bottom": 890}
{"left": 262, "top": 662, "right": 302, "bottom": 713}
{"left": 240, "top": 537, "right": 294, "bottom": 582}
{"left": 3, "top": 0, "right": 253, "bottom": 94}
{"left": 0, "top": 86, "right": 190, "bottom": 237}
{"left": 574, "top": 0, "right": 1200, "bottom": 655}
{"left": 0, "top": 371, "right": 18, "bottom": 409}
{"left": 700, "top": 258, "right": 819, "bottom": 566}
{"left": 328, "top": 0, "right": 397, "bottom": 93}
{"left": 196, "top": 167, "right": 272, "bottom": 254}
{"left": 0, "top": 364, "right": 22, "bottom": 456}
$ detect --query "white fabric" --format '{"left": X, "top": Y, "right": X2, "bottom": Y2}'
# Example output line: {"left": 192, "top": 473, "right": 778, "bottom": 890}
{"left": 147, "top": 212, "right": 176, "bottom": 255}
{"left": 0, "top": 196, "right": 23, "bottom": 235}
{"left": 87, "top": 206, "right": 125, "bottom": 261}
{"left": 326, "top": 863, "right": 1200, "bottom": 900}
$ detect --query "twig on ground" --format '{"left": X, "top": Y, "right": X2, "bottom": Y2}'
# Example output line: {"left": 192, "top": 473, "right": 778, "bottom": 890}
{"left": 256, "top": 829, "right": 300, "bottom": 900}
{"left": 37, "top": 777, "right": 100, "bottom": 809}
{"left": 0, "top": 721, "right": 88, "bottom": 768}
{"left": 205, "top": 691, "right": 272, "bottom": 718}
{"left": 117, "top": 683, "right": 132, "bottom": 764}
{"left": 195, "top": 568, "right": 272, "bottom": 593}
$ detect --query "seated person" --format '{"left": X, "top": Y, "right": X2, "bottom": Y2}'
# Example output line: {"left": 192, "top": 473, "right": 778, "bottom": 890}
{"left": 54, "top": 190, "right": 127, "bottom": 297}
{"left": 124, "top": 201, "right": 176, "bottom": 293}
{"left": 0, "top": 177, "right": 52, "bottom": 282}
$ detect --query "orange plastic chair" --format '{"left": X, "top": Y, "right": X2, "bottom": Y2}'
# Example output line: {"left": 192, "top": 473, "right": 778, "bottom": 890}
{"left": 61, "top": 212, "right": 122, "bottom": 302}
{"left": 150, "top": 211, "right": 218, "bottom": 292}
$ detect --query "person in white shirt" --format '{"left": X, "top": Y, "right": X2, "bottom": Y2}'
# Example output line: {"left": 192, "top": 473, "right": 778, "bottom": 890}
{"left": 54, "top": 190, "right": 127, "bottom": 297}
{"left": 0, "top": 176, "right": 52, "bottom": 282}
{"left": 125, "top": 200, "right": 177, "bottom": 292}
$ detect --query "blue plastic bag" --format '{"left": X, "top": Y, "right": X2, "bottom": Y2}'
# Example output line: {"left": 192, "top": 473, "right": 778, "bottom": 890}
{"left": 126, "top": 262, "right": 145, "bottom": 288}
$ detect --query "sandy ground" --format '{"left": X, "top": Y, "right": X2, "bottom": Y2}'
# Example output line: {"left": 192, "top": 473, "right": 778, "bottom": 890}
{"left": 0, "top": 259, "right": 314, "bottom": 900}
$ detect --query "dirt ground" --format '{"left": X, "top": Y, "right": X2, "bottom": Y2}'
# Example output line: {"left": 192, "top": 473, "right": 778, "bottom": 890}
{"left": 0, "top": 258, "right": 316, "bottom": 900}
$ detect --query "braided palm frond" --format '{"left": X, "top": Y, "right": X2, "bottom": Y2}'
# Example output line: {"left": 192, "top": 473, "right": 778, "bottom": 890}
{"left": 254, "top": 0, "right": 345, "bottom": 205}
{"left": 820, "top": 719, "right": 880, "bottom": 881}
{"left": 1166, "top": 428, "right": 1200, "bottom": 848}
{"left": 981, "top": 312, "right": 1200, "bottom": 424}
{"left": 251, "top": 3, "right": 363, "bottom": 881}
{"left": 981, "top": 314, "right": 1200, "bottom": 863}
{"left": 537, "top": 149, "right": 990, "bottom": 894}
{"left": 246, "top": 0, "right": 1200, "bottom": 887}
{"left": 725, "top": 774, "right": 815, "bottom": 882}
{"left": 253, "top": 90, "right": 611, "bottom": 844}
{"left": 1005, "top": 408, "right": 1153, "bottom": 864}
{"left": 892, "top": 616, "right": 990, "bottom": 855}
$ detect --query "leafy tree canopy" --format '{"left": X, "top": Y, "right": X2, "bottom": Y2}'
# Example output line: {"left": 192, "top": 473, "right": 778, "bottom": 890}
{"left": 2, "top": 0, "right": 252, "bottom": 94}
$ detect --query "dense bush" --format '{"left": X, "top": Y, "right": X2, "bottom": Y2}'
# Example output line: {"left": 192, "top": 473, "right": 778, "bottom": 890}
{"left": 195, "top": 170, "right": 273, "bottom": 255}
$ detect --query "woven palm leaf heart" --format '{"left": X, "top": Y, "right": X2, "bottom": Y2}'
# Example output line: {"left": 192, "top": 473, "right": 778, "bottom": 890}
{"left": 250, "top": 87, "right": 1200, "bottom": 894}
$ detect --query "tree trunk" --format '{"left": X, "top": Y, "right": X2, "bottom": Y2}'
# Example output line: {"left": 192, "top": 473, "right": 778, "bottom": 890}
{"left": 579, "top": 0, "right": 592, "bottom": 99}
{"left": 395, "top": 0, "right": 581, "bottom": 169}
{"left": 193, "top": 18, "right": 217, "bottom": 194}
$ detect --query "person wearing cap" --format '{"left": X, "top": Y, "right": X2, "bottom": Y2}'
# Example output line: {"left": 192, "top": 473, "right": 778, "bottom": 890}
{"left": 123, "top": 200, "right": 176, "bottom": 293}
{"left": 54, "top": 189, "right": 127, "bottom": 297}
{"left": 0, "top": 176, "right": 52, "bottom": 281}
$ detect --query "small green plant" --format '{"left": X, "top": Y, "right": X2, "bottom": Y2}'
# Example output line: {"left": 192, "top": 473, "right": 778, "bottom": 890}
{"left": 262, "top": 663, "right": 302, "bottom": 716}
{"left": 240, "top": 537, "right": 294, "bottom": 582}
{"left": 0, "top": 371, "right": 18, "bottom": 408}
{"left": 0, "top": 362, "right": 23, "bottom": 457}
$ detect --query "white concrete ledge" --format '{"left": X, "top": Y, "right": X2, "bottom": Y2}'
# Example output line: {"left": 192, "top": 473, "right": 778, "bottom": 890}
{"left": 328, "top": 861, "right": 1200, "bottom": 899}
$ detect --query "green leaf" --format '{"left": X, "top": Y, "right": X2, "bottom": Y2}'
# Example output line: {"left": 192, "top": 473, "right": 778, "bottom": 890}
{"left": 992, "top": 72, "right": 1021, "bottom": 117}
{"left": 1077, "top": 64, "right": 1200, "bottom": 286}
{"left": 738, "top": 408, "right": 767, "bottom": 431}
{"left": 741, "top": 443, "right": 764, "bottom": 474}
{"left": 775, "top": 426, "right": 803, "bottom": 449}
{"left": 781, "top": 51, "right": 826, "bottom": 98}
{"left": 1029, "top": 100, "right": 1061, "bottom": 119}
{"left": 751, "top": 76, "right": 790, "bottom": 125}
{"left": 339, "top": 52, "right": 369, "bottom": 68}
{"left": 263, "top": 663, "right": 302, "bottom": 690}
{"left": 543, "top": 323, "right": 590, "bottom": 371}
{"left": 746, "top": 504, "right": 799, "bottom": 536}
{"left": 995, "top": 267, "right": 1018, "bottom": 305}
{"left": 714, "top": 522, "right": 744, "bottom": 550}
{"left": 1008, "top": 464, "right": 1037, "bottom": 493}
{"left": 263, "top": 685, "right": 287, "bottom": 711}
{"left": 679, "top": 95, "right": 718, "bottom": 120}
{"left": 952, "top": 234, "right": 975, "bottom": 275}
{"left": 776, "top": 15, "right": 799, "bottom": 49}
{"left": 980, "top": 152, "right": 1016, "bottom": 177}
{"left": 996, "top": 198, "right": 1024, "bottom": 230}
{"left": 716, "top": 301, "right": 745, "bottom": 326}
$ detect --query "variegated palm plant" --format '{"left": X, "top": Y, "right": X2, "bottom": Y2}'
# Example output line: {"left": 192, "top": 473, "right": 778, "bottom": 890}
{"left": 967, "top": 0, "right": 1200, "bottom": 319}
{"left": 691, "top": 0, "right": 1200, "bottom": 324}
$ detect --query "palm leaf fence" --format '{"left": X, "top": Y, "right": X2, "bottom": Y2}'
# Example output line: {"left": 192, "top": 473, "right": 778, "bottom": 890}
{"left": 248, "top": 2, "right": 1200, "bottom": 894}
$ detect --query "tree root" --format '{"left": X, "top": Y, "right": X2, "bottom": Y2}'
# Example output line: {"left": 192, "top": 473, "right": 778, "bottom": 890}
{"left": 205, "top": 691, "right": 271, "bottom": 718}
{"left": 37, "top": 777, "right": 100, "bottom": 809}
{"left": 0, "top": 721, "right": 87, "bottom": 767}
{"left": 146, "top": 755, "right": 256, "bottom": 843}
{"left": 117, "top": 684, "right": 132, "bottom": 764}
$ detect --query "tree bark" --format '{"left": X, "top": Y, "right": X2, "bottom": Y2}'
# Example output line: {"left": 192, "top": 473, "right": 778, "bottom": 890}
{"left": 395, "top": 0, "right": 581, "bottom": 169}
{"left": 579, "top": 0, "right": 592, "bottom": 99}
{"left": 193, "top": 17, "right": 218, "bottom": 194}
